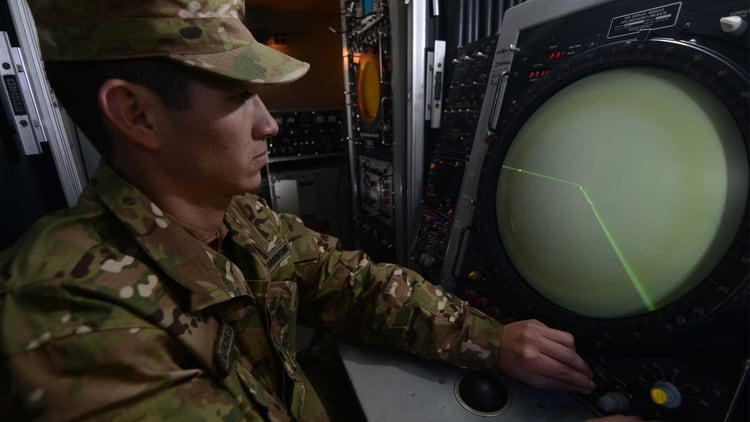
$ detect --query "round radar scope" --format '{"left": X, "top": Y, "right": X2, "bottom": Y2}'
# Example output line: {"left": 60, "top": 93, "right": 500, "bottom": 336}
{"left": 477, "top": 38, "right": 749, "bottom": 340}
{"left": 496, "top": 66, "right": 747, "bottom": 318}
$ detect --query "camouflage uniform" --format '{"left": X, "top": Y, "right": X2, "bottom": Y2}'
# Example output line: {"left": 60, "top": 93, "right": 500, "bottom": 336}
{"left": 0, "top": 164, "right": 504, "bottom": 420}
{"left": 0, "top": 0, "right": 505, "bottom": 420}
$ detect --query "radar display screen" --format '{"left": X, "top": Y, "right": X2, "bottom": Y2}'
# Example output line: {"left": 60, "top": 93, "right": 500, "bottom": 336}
{"left": 496, "top": 67, "right": 748, "bottom": 318}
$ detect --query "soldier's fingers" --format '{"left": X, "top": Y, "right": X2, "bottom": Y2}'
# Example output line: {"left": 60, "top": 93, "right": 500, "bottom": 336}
{"left": 537, "top": 333, "right": 593, "bottom": 379}
{"left": 533, "top": 320, "right": 577, "bottom": 350}
{"left": 538, "top": 357, "right": 595, "bottom": 393}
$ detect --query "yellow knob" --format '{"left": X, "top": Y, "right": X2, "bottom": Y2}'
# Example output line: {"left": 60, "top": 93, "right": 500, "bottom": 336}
{"left": 650, "top": 380, "right": 682, "bottom": 409}
{"left": 650, "top": 387, "right": 668, "bottom": 405}
{"left": 467, "top": 271, "right": 481, "bottom": 280}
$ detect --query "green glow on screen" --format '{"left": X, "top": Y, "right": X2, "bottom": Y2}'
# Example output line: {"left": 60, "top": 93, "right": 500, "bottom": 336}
{"left": 503, "top": 165, "right": 656, "bottom": 311}
{"left": 497, "top": 67, "right": 748, "bottom": 318}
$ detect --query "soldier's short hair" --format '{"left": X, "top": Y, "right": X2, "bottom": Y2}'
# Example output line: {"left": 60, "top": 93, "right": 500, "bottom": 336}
{"left": 45, "top": 59, "right": 193, "bottom": 161}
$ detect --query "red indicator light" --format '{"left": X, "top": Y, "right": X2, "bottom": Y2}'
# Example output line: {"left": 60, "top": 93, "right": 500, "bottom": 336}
{"left": 528, "top": 69, "right": 550, "bottom": 80}
{"left": 548, "top": 50, "right": 566, "bottom": 60}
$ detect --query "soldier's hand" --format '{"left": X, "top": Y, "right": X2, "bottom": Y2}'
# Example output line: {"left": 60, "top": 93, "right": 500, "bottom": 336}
{"left": 498, "top": 319, "right": 595, "bottom": 393}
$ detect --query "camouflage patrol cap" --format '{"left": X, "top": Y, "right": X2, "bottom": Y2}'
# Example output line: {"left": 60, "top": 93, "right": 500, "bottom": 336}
{"left": 27, "top": 0, "right": 310, "bottom": 84}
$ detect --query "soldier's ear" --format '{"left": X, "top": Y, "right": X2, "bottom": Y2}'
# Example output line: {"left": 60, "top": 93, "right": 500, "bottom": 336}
{"left": 97, "top": 79, "right": 161, "bottom": 152}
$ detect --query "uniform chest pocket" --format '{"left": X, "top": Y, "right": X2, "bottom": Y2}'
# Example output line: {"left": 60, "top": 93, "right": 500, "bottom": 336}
{"left": 259, "top": 280, "right": 299, "bottom": 362}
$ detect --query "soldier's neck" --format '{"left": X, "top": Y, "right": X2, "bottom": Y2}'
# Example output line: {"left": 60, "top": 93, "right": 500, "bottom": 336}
{"left": 149, "top": 192, "right": 229, "bottom": 239}
{"left": 112, "top": 158, "right": 231, "bottom": 237}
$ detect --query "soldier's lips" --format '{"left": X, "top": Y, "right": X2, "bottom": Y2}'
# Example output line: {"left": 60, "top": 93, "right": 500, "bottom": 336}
{"left": 253, "top": 151, "right": 268, "bottom": 165}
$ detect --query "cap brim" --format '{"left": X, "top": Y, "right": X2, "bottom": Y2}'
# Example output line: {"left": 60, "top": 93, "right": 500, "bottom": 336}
{"left": 169, "top": 39, "right": 310, "bottom": 85}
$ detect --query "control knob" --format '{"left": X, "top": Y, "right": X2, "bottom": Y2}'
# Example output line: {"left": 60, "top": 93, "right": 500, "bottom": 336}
{"left": 597, "top": 391, "right": 630, "bottom": 414}
{"left": 650, "top": 380, "right": 682, "bottom": 409}
{"left": 720, "top": 16, "right": 747, "bottom": 36}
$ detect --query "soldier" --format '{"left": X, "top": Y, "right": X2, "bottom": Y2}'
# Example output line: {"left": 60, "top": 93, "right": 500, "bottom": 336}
{"left": 0, "top": 0, "right": 644, "bottom": 420}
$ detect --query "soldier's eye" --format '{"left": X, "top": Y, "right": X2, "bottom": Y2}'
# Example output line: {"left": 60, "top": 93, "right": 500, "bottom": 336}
{"left": 234, "top": 90, "right": 256, "bottom": 103}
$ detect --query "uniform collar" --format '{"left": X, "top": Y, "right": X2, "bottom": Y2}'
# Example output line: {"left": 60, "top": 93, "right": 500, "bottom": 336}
{"left": 89, "top": 163, "right": 254, "bottom": 311}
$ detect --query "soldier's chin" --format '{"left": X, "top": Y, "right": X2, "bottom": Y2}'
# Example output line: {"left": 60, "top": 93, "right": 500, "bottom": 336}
{"left": 244, "top": 174, "right": 263, "bottom": 194}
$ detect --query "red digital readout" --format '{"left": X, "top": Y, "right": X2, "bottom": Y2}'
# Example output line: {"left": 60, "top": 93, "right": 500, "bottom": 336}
{"left": 528, "top": 69, "right": 550, "bottom": 80}
{"left": 548, "top": 50, "right": 566, "bottom": 60}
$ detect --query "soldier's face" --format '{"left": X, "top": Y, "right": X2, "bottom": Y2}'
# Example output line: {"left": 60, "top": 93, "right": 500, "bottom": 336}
{"left": 152, "top": 74, "right": 278, "bottom": 200}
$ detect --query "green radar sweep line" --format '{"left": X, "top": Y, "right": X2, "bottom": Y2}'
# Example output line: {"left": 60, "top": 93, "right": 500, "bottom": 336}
{"left": 502, "top": 165, "right": 656, "bottom": 311}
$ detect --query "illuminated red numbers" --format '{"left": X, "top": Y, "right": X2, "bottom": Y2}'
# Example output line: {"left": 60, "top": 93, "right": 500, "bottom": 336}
{"left": 548, "top": 50, "right": 566, "bottom": 60}
{"left": 527, "top": 50, "right": 566, "bottom": 80}
{"left": 527, "top": 69, "right": 550, "bottom": 80}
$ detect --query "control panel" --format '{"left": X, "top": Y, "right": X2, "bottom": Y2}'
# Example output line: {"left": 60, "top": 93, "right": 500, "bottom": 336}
{"left": 357, "top": 155, "right": 394, "bottom": 225}
{"left": 344, "top": 0, "right": 393, "bottom": 158}
{"left": 268, "top": 109, "right": 345, "bottom": 160}
{"left": 409, "top": 35, "right": 499, "bottom": 279}
{"left": 436, "top": 39, "right": 497, "bottom": 159}
{"left": 342, "top": 0, "right": 400, "bottom": 263}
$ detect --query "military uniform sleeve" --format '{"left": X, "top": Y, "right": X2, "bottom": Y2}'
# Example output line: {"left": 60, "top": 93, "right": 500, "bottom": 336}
{"left": 0, "top": 282, "right": 245, "bottom": 421}
{"left": 271, "top": 211, "right": 504, "bottom": 371}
